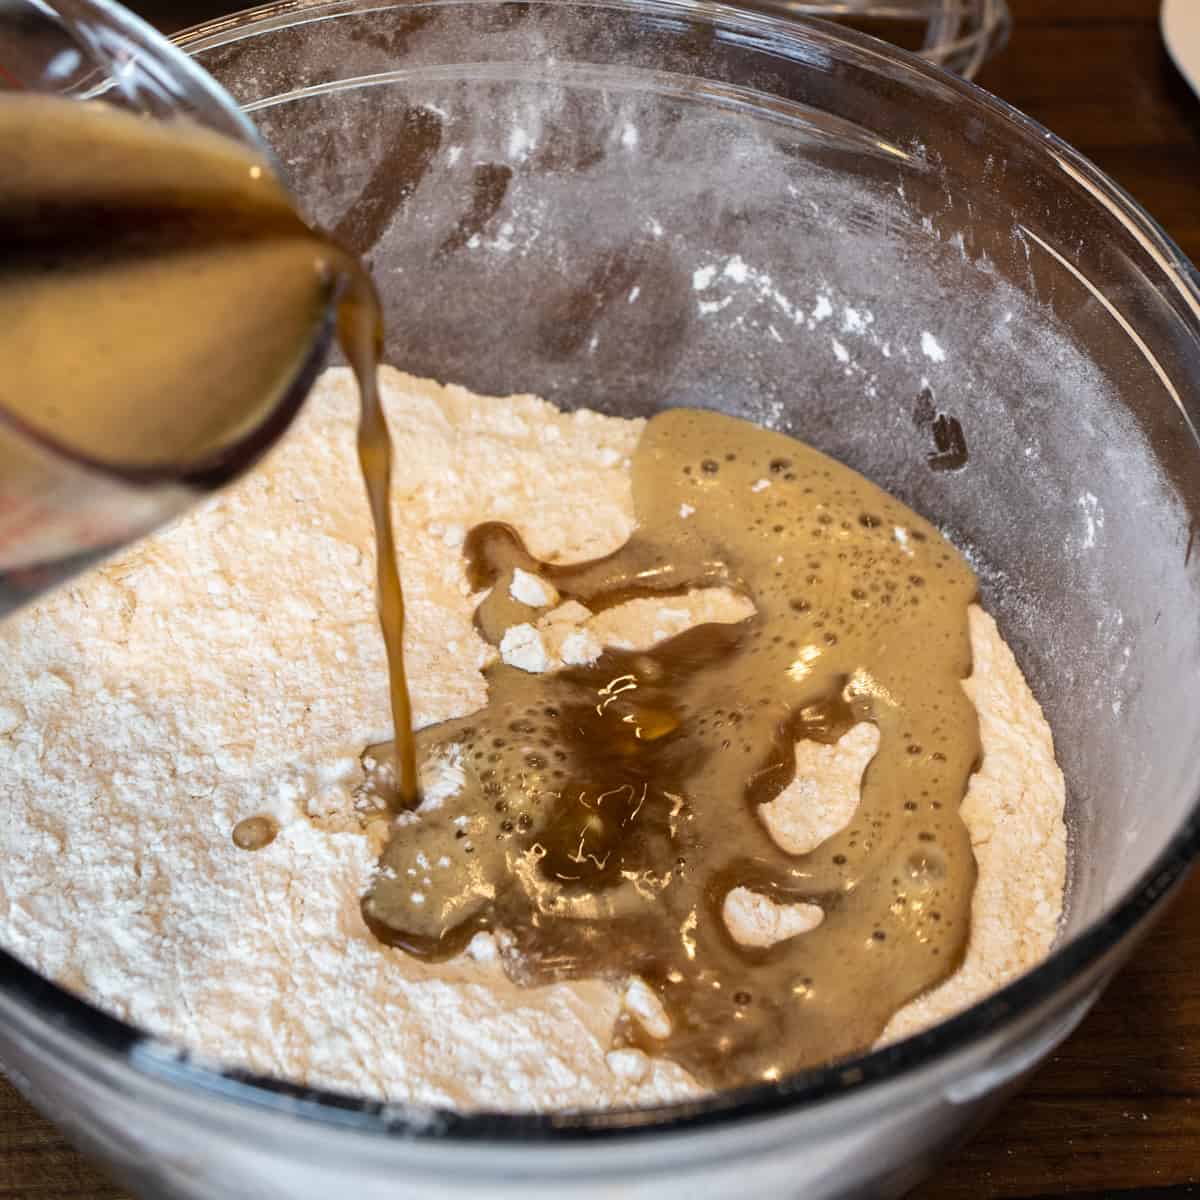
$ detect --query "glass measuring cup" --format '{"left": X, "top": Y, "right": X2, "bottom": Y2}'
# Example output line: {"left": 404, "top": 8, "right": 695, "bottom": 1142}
{"left": 0, "top": 0, "right": 334, "bottom": 616}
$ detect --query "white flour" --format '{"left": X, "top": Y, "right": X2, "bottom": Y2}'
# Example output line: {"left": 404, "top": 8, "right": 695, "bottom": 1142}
{"left": 0, "top": 369, "right": 1066, "bottom": 1109}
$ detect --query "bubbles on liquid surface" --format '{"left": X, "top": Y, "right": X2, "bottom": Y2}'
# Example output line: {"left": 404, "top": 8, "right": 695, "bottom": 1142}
{"left": 362, "top": 409, "right": 980, "bottom": 1089}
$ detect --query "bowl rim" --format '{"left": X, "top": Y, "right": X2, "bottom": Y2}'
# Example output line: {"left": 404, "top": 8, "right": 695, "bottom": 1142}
{"left": 4, "top": 0, "right": 1199, "bottom": 1146}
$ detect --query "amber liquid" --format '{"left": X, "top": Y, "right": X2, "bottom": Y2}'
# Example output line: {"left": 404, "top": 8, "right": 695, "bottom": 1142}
{"left": 0, "top": 95, "right": 418, "bottom": 807}
{"left": 338, "top": 279, "right": 419, "bottom": 807}
{"left": 362, "top": 411, "right": 982, "bottom": 1088}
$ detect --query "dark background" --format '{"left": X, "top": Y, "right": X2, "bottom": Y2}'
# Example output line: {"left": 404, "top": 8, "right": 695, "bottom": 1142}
{"left": 3, "top": 1, "right": 1200, "bottom": 1197}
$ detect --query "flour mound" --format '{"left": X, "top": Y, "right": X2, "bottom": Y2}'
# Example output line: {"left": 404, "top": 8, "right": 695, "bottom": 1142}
{"left": 0, "top": 368, "right": 1066, "bottom": 1110}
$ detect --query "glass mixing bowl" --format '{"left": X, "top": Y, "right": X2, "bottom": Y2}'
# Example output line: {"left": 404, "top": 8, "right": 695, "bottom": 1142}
{"left": 2, "top": 2, "right": 1199, "bottom": 1198}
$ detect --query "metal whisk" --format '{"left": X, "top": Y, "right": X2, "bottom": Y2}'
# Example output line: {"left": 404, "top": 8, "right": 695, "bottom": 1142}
{"left": 761, "top": 0, "right": 1011, "bottom": 79}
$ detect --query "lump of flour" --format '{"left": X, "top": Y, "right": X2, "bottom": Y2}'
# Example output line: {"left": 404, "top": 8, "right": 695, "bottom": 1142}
{"left": 0, "top": 368, "right": 1066, "bottom": 1110}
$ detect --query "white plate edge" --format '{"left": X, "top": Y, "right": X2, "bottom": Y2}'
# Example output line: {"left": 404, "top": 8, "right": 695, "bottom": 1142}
{"left": 1163, "top": 0, "right": 1200, "bottom": 97}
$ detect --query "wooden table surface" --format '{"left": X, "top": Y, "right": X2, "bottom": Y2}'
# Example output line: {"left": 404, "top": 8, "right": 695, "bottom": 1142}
{"left": 4, "top": 1, "right": 1200, "bottom": 1197}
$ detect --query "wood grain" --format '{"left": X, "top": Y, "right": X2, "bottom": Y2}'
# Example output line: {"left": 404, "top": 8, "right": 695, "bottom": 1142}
{"left": 0, "top": 1076, "right": 123, "bottom": 1199}
{"left": 4, "top": 1, "right": 1200, "bottom": 1198}
{"left": 980, "top": 6, "right": 1200, "bottom": 265}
